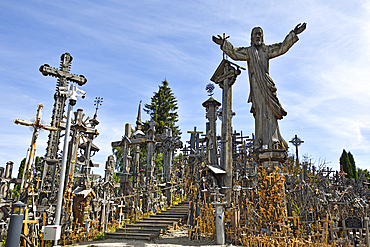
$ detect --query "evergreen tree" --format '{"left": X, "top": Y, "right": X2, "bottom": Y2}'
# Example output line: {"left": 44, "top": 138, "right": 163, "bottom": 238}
{"left": 340, "top": 149, "right": 352, "bottom": 179}
{"left": 348, "top": 151, "right": 358, "bottom": 180}
{"left": 144, "top": 79, "right": 181, "bottom": 137}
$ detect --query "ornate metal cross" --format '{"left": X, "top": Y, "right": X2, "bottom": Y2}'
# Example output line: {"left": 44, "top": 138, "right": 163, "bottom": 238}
{"left": 39, "top": 53, "right": 87, "bottom": 204}
{"left": 289, "top": 135, "right": 304, "bottom": 165}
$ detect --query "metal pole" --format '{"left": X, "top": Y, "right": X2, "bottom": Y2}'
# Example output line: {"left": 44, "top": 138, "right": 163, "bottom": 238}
{"left": 54, "top": 99, "right": 74, "bottom": 245}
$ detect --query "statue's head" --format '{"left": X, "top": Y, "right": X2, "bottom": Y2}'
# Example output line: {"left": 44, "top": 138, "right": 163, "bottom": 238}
{"left": 251, "top": 27, "right": 264, "bottom": 47}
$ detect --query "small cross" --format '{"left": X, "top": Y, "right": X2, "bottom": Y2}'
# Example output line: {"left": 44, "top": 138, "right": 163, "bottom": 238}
{"left": 339, "top": 164, "right": 347, "bottom": 180}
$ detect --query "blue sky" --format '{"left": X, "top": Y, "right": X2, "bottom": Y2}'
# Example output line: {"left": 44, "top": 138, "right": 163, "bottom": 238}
{"left": 1, "top": 0, "right": 370, "bottom": 177}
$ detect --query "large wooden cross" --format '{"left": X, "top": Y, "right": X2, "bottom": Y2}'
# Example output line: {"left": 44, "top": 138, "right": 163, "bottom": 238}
{"left": 14, "top": 104, "right": 57, "bottom": 198}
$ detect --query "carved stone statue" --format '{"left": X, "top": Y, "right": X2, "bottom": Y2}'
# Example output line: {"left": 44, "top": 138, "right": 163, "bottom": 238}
{"left": 213, "top": 23, "right": 306, "bottom": 150}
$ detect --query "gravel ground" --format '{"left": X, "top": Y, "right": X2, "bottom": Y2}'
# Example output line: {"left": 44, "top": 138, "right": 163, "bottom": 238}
{"left": 70, "top": 225, "right": 233, "bottom": 247}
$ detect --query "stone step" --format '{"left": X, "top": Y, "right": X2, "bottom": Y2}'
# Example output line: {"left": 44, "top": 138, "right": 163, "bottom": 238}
{"left": 127, "top": 223, "right": 169, "bottom": 228}
{"left": 146, "top": 215, "right": 186, "bottom": 220}
{"left": 134, "top": 219, "right": 177, "bottom": 224}
{"left": 117, "top": 228, "right": 164, "bottom": 234}
{"left": 107, "top": 200, "right": 189, "bottom": 241}
{"left": 107, "top": 232, "right": 158, "bottom": 240}
{"left": 142, "top": 218, "right": 185, "bottom": 224}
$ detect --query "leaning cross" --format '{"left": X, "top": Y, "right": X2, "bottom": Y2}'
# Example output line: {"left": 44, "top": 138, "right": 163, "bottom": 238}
{"left": 14, "top": 104, "right": 57, "bottom": 198}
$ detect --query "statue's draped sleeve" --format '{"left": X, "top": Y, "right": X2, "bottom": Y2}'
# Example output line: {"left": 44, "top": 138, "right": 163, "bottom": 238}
{"left": 221, "top": 41, "right": 250, "bottom": 61}
{"left": 268, "top": 31, "right": 299, "bottom": 59}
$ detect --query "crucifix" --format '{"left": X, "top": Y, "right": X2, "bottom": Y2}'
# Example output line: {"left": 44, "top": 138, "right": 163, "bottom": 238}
{"left": 14, "top": 104, "right": 58, "bottom": 200}
{"left": 39, "top": 53, "right": 87, "bottom": 204}
{"left": 289, "top": 135, "right": 304, "bottom": 166}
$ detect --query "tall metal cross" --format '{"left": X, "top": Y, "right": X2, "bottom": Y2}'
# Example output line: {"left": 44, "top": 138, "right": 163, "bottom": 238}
{"left": 39, "top": 52, "right": 87, "bottom": 160}
{"left": 39, "top": 53, "right": 87, "bottom": 203}
{"left": 14, "top": 104, "right": 58, "bottom": 199}
{"left": 289, "top": 135, "right": 304, "bottom": 166}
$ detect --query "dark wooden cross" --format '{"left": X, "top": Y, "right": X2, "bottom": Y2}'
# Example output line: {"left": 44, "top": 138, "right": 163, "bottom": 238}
{"left": 187, "top": 126, "right": 203, "bottom": 154}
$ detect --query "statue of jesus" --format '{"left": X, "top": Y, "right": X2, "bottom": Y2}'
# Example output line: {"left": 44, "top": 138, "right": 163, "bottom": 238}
{"left": 213, "top": 23, "right": 306, "bottom": 151}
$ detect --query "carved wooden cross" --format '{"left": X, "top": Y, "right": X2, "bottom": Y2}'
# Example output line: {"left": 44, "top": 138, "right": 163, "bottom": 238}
{"left": 14, "top": 104, "right": 58, "bottom": 197}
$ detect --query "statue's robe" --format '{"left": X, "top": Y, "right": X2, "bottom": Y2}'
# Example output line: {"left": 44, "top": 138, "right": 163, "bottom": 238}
{"left": 221, "top": 31, "right": 299, "bottom": 150}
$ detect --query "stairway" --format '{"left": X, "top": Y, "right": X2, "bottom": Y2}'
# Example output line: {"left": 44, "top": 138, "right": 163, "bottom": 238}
{"left": 107, "top": 200, "right": 189, "bottom": 241}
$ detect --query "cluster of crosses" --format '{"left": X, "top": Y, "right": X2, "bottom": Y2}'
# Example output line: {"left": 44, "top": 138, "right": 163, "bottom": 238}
{"left": 179, "top": 58, "right": 370, "bottom": 247}
{"left": 1, "top": 37, "right": 370, "bottom": 247}
{"left": 0, "top": 53, "right": 187, "bottom": 246}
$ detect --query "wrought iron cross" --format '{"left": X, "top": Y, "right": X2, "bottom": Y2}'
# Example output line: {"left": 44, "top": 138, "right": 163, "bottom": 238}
{"left": 289, "top": 135, "right": 304, "bottom": 165}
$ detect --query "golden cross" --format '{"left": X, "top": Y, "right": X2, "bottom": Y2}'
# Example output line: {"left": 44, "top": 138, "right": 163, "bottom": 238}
{"left": 321, "top": 213, "right": 334, "bottom": 244}
{"left": 36, "top": 176, "right": 42, "bottom": 190}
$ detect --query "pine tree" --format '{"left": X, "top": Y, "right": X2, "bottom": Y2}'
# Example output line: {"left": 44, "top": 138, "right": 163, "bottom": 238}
{"left": 340, "top": 149, "right": 351, "bottom": 179}
{"left": 348, "top": 151, "right": 358, "bottom": 180}
{"left": 144, "top": 79, "right": 181, "bottom": 137}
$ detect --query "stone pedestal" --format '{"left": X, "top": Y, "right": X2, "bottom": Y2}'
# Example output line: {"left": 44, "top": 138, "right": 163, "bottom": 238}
{"left": 257, "top": 149, "right": 287, "bottom": 169}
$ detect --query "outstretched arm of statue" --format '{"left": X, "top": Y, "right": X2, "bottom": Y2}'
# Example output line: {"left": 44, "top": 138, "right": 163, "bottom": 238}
{"left": 212, "top": 34, "right": 229, "bottom": 46}
{"left": 293, "top": 23, "right": 307, "bottom": 35}
{"left": 213, "top": 34, "right": 249, "bottom": 61}
{"left": 268, "top": 26, "right": 302, "bottom": 59}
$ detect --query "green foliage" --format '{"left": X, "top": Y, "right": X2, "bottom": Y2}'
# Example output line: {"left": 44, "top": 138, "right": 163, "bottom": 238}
{"left": 144, "top": 79, "right": 181, "bottom": 137}
{"left": 155, "top": 153, "right": 164, "bottom": 173}
{"left": 113, "top": 172, "right": 119, "bottom": 183}
{"left": 357, "top": 168, "right": 370, "bottom": 181}
{"left": 340, "top": 150, "right": 351, "bottom": 179}
{"left": 93, "top": 232, "right": 106, "bottom": 240}
{"left": 2, "top": 236, "right": 6, "bottom": 247}
{"left": 348, "top": 151, "right": 358, "bottom": 180}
